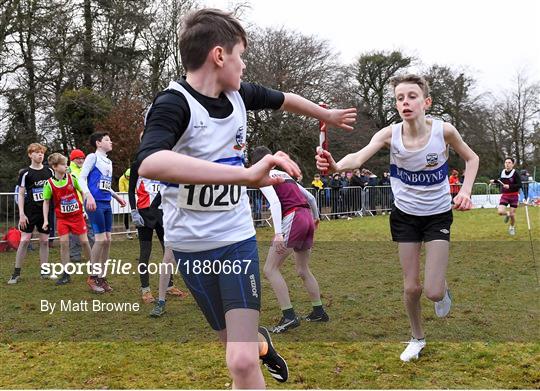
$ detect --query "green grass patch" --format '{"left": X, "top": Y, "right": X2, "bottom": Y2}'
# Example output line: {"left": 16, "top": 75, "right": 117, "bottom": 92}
{"left": 0, "top": 208, "right": 539, "bottom": 388}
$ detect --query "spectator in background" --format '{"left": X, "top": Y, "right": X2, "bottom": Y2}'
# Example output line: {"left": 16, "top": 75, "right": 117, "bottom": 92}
{"left": 379, "top": 171, "right": 391, "bottom": 186}
{"left": 119, "top": 168, "right": 133, "bottom": 239}
{"left": 349, "top": 169, "right": 364, "bottom": 215}
{"left": 449, "top": 169, "right": 461, "bottom": 201}
{"left": 363, "top": 169, "right": 378, "bottom": 214}
{"left": 68, "top": 149, "right": 95, "bottom": 262}
{"left": 311, "top": 173, "right": 324, "bottom": 211}
{"left": 329, "top": 173, "right": 343, "bottom": 219}
{"left": 520, "top": 169, "right": 531, "bottom": 202}
{"left": 379, "top": 171, "right": 393, "bottom": 213}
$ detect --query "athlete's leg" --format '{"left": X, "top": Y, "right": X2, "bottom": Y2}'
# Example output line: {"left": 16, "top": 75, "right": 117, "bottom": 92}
{"left": 424, "top": 240, "right": 450, "bottom": 302}
{"left": 78, "top": 233, "right": 92, "bottom": 261}
{"left": 399, "top": 242, "right": 424, "bottom": 339}
{"left": 263, "top": 245, "right": 294, "bottom": 309}
{"left": 14, "top": 232, "right": 33, "bottom": 269}
{"left": 293, "top": 249, "right": 321, "bottom": 302}
{"left": 137, "top": 226, "right": 154, "bottom": 288}
{"left": 497, "top": 204, "right": 507, "bottom": 216}
{"left": 508, "top": 206, "right": 517, "bottom": 226}
{"left": 59, "top": 233, "right": 70, "bottom": 266}
{"left": 224, "top": 308, "right": 265, "bottom": 389}
{"left": 38, "top": 232, "right": 49, "bottom": 266}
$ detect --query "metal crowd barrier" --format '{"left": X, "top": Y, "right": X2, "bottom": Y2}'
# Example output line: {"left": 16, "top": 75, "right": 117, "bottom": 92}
{"left": 1, "top": 182, "right": 537, "bottom": 242}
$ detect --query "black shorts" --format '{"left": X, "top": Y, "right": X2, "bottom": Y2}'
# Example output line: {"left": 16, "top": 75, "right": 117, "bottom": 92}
{"left": 390, "top": 206, "right": 453, "bottom": 242}
{"left": 20, "top": 207, "right": 48, "bottom": 234}
{"left": 173, "top": 236, "right": 261, "bottom": 331}
{"left": 139, "top": 207, "right": 163, "bottom": 229}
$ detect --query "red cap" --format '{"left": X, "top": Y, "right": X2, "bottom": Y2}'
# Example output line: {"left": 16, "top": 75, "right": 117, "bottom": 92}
{"left": 69, "top": 149, "right": 86, "bottom": 160}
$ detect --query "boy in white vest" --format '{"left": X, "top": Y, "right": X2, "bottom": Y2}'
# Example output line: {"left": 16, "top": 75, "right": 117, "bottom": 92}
{"left": 316, "top": 74, "right": 479, "bottom": 362}
{"left": 136, "top": 8, "right": 356, "bottom": 389}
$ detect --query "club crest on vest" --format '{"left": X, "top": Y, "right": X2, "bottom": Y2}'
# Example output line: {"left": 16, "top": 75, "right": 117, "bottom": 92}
{"left": 234, "top": 125, "right": 245, "bottom": 151}
{"left": 426, "top": 153, "right": 438, "bottom": 167}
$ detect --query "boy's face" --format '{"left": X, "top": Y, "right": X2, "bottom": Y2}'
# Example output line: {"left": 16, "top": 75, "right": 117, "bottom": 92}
{"left": 395, "top": 83, "right": 431, "bottom": 120}
{"left": 219, "top": 42, "right": 246, "bottom": 91}
{"left": 504, "top": 159, "right": 514, "bottom": 170}
{"left": 73, "top": 157, "right": 85, "bottom": 168}
{"left": 28, "top": 150, "right": 44, "bottom": 164}
{"left": 97, "top": 135, "right": 113, "bottom": 153}
{"left": 53, "top": 162, "right": 68, "bottom": 174}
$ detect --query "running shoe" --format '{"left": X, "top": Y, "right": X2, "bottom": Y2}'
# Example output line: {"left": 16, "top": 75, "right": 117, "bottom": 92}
{"left": 166, "top": 286, "right": 189, "bottom": 298}
{"left": 304, "top": 310, "right": 330, "bottom": 322}
{"left": 87, "top": 276, "right": 105, "bottom": 293}
{"left": 149, "top": 301, "right": 166, "bottom": 317}
{"left": 271, "top": 316, "right": 300, "bottom": 334}
{"left": 400, "top": 337, "right": 426, "bottom": 362}
{"left": 434, "top": 288, "right": 452, "bottom": 318}
{"left": 259, "top": 326, "right": 289, "bottom": 382}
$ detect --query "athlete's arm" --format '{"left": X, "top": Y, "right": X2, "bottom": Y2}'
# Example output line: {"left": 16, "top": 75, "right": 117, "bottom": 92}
{"left": 316, "top": 127, "right": 391, "bottom": 173}
{"left": 42, "top": 199, "right": 50, "bottom": 230}
{"left": 260, "top": 186, "right": 282, "bottom": 235}
{"left": 128, "top": 162, "right": 138, "bottom": 210}
{"left": 280, "top": 93, "right": 357, "bottom": 131}
{"left": 17, "top": 171, "right": 28, "bottom": 229}
{"left": 139, "top": 151, "right": 300, "bottom": 188}
{"left": 78, "top": 153, "right": 96, "bottom": 196}
{"left": 444, "top": 123, "right": 479, "bottom": 211}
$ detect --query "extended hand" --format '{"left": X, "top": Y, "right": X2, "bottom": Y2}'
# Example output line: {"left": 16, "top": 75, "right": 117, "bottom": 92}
{"left": 453, "top": 192, "right": 473, "bottom": 211}
{"left": 326, "top": 108, "right": 357, "bottom": 131}
{"left": 246, "top": 151, "right": 301, "bottom": 188}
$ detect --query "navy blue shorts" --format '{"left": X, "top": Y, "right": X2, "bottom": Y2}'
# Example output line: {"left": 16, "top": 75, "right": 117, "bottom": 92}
{"left": 87, "top": 200, "right": 112, "bottom": 234}
{"left": 173, "top": 236, "right": 261, "bottom": 331}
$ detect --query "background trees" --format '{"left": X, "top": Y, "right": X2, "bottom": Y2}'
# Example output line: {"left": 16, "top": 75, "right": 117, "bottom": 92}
{"left": 1, "top": 1, "right": 538, "bottom": 191}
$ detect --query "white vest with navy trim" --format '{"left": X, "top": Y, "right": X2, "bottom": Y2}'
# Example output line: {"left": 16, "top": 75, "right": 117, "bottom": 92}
{"left": 160, "top": 81, "right": 254, "bottom": 251}
{"left": 389, "top": 119, "right": 451, "bottom": 216}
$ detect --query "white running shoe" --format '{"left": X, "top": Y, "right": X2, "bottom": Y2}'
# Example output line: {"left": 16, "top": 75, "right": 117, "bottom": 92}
{"left": 400, "top": 337, "right": 426, "bottom": 362}
{"left": 508, "top": 225, "right": 515, "bottom": 236}
{"left": 7, "top": 275, "right": 20, "bottom": 284}
{"left": 435, "top": 288, "right": 452, "bottom": 318}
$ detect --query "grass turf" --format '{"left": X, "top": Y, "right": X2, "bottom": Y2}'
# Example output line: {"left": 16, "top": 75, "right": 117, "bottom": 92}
{"left": 0, "top": 208, "right": 539, "bottom": 388}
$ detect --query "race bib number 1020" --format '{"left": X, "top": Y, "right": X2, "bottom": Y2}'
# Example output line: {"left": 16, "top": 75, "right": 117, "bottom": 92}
{"left": 177, "top": 184, "right": 243, "bottom": 211}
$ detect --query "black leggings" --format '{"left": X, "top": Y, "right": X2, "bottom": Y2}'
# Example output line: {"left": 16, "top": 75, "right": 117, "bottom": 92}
{"left": 137, "top": 225, "right": 173, "bottom": 289}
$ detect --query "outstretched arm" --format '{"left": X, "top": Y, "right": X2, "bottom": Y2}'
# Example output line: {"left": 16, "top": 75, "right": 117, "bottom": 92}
{"left": 444, "top": 123, "right": 479, "bottom": 211}
{"left": 316, "top": 127, "right": 391, "bottom": 173}
{"left": 280, "top": 93, "right": 357, "bottom": 131}
{"left": 139, "top": 150, "right": 301, "bottom": 188}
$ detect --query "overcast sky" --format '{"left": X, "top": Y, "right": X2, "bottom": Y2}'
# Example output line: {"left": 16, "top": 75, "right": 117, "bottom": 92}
{"left": 202, "top": 0, "right": 540, "bottom": 94}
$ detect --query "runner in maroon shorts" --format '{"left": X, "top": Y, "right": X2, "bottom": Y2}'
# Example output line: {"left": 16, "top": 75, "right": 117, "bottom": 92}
{"left": 491, "top": 157, "right": 522, "bottom": 236}
{"left": 252, "top": 146, "right": 329, "bottom": 334}
{"left": 43, "top": 153, "right": 92, "bottom": 285}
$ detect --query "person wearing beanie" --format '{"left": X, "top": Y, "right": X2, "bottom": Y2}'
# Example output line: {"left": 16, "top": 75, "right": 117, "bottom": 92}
{"left": 67, "top": 148, "right": 94, "bottom": 261}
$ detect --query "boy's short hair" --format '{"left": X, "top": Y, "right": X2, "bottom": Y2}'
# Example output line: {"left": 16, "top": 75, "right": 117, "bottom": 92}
{"left": 251, "top": 146, "right": 272, "bottom": 165}
{"left": 390, "top": 74, "right": 430, "bottom": 98}
{"left": 48, "top": 152, "right": 68, "bottom": 167}
{"left": 89, "top": 132, "right": 109, "bottom": 148}
{"left": 27, "top": 143, "right": 47, "bottom": 155}
{"left": 179, "top": 8, "right": 247, "bottom": 71}
{"left": 505, "top": 157, "right": 515, "bottom": 164}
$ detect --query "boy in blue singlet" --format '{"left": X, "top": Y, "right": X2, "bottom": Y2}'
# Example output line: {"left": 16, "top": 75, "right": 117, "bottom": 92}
{"left": 136, "top": 8, "right": 356, "bottom": 388}
{"left": 316, "top": 74, "right": 479, "bottom": 362}
{"left": 79, "top": 132, "right": 126, "bottom": 293}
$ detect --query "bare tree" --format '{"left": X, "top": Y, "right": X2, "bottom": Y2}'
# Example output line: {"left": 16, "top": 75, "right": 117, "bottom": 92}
{"left": 242, "top": 26, "right": 341, "bottom": 177}
{"left": 492, "top": 72, "right": 540, "bottom": 166}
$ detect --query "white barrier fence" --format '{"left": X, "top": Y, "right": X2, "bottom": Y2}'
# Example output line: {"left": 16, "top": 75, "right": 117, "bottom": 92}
{"left": 1, "top": 182, "right": 538, "bottom": 239}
